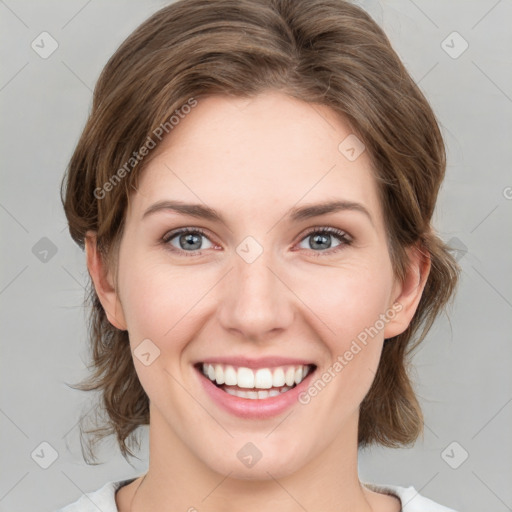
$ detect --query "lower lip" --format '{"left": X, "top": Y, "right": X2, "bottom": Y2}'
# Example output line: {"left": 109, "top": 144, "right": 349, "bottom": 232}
{"left": 196, "top": 366, "right": 316, "bottom": 419}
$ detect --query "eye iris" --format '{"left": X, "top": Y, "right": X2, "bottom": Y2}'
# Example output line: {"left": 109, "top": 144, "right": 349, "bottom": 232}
{"left": 180, "top": 232, "right": 202, "bottom": 250}
{"left": 310, "top": 232, "right": 332, "bottom": 250}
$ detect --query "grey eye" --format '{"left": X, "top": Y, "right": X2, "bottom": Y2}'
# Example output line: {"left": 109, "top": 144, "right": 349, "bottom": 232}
{"left": 298, "top": 231, "right": 343, "bottom": 251}
{"left": 167, "top": 230, "right": 214, "bottom": 251}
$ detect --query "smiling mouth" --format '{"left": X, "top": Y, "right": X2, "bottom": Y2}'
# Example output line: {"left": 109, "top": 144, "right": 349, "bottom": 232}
{"left": 195, "top": 362, "right": 317, "bottom": 400}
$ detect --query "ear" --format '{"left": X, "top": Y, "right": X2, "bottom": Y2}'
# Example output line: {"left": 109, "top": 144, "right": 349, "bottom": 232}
{"left": 85, "top": 231, "right": 127, "bottom": 331}
{"left": 384, "top": 242, "right": 431, "bottom": 339}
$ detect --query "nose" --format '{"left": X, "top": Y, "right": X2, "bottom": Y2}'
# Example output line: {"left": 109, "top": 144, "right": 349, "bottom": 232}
{"left": 216, "top": 244, "right": 295, "bottom": 342}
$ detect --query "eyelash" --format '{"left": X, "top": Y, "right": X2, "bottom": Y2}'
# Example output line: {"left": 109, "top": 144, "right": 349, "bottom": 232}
{"left": 161, "top": 226, "right": 353, "bottom": 258}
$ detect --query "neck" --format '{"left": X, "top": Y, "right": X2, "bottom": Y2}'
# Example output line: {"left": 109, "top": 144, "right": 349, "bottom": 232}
{"left": 131, "top": 404, "right": 375, "bottom": 512}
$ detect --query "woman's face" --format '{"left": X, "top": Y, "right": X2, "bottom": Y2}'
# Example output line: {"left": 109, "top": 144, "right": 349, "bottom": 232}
{"left": 96, "top": 91, "right": 421, "bottom": 479}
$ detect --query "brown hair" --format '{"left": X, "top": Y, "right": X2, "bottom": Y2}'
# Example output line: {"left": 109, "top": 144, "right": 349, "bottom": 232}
{"left": 61, "top": 0, "right": 460, "bottom": 463}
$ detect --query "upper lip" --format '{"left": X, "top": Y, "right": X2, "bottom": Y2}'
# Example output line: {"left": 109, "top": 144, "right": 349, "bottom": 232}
{"left": 195, "top": 356, "right": 317, "bottom": 369}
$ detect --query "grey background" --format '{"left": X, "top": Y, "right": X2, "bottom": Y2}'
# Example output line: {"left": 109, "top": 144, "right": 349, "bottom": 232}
{"left": 1, "top": 1, "right": 511, "bottom": 511}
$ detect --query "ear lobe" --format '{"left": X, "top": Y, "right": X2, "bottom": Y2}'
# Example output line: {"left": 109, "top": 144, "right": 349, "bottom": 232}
{"left": 383, "top": 243, "right": 431, "bottom": 339}
{"left": 85, "top": 231, "right": 127, "bottom": 331}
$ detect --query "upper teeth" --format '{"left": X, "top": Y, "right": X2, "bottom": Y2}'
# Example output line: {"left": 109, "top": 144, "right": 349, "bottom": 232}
{"left": 201, "top": 363, "right": 312, "bottom": 389}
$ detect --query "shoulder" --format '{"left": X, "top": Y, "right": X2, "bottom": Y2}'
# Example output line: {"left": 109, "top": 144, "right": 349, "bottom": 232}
{"left": 54, "top": 478, "right": 137, "bottom": 512}
{"left": 363, "top": 482, "right": 459, "bottom": 512}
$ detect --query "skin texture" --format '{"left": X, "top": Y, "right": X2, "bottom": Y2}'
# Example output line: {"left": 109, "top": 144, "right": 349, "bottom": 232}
{"left": 86, "top": 91, "right": 430, "bottom": 512}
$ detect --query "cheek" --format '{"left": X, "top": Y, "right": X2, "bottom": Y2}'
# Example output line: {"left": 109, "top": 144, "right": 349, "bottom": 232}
{"left": 116, "top": 257, "right": 205, "bottom": 400}
{"left": 120, "top": 245, "right": 393, "bottom": 350}
{"left": 296, "top": 261, "right": 393, "bottom": 409}
{"left": 118, "top": 254, "right": 213, "bottom": 350}
{"left": 297, "top": 259, "right": 393, "bottom": 344}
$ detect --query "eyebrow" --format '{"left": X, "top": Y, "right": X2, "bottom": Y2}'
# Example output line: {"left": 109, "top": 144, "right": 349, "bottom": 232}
{"left": 142, "top": 199, "right": 374, "bottom": 227}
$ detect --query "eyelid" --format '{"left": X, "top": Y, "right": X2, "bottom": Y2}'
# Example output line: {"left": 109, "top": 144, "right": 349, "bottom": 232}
{"left": 299, "top": 225, "right": 353, "bottom": 242}
{"left": 162, "top": 226, "right": 213, "bottom": 243}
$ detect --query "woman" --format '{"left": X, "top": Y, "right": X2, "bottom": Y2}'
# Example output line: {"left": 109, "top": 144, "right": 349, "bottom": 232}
{"left": 57, "top": 0, "right": 460, "bottom": 510}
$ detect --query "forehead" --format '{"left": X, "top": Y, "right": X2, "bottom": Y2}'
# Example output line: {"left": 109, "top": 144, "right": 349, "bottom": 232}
{"left": 130, "top": 91, "right": 382, "bottom": 226}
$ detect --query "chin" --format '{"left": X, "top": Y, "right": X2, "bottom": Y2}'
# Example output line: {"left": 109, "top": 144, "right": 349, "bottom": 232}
{"left": 199, "top": 439, "right": 309, "bottom": 481}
